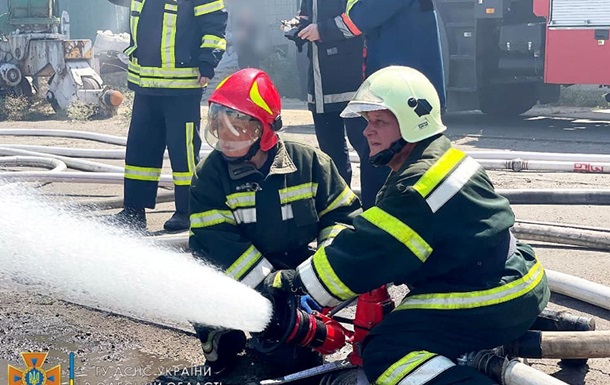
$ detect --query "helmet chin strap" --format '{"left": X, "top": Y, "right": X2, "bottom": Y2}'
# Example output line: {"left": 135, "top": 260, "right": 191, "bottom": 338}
{"left": 223, "top": 139, "right": 262, "bottom": 163}
{"left": 369, "top": 138, "right": 407, "bottom": 167}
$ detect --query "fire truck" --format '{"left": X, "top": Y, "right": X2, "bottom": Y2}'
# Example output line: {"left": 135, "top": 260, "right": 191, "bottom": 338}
{"left": 436, "top": 0, "right": 610, "bottom": 115}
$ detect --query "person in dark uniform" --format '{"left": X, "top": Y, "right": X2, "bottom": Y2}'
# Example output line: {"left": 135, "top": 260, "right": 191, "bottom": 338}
{"left": 112, "top": 0, "right": 227, "bottom": 232}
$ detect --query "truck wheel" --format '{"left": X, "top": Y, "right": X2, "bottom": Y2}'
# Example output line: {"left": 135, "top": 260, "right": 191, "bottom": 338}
{"left": 479, "top": 84, "right": 537, "bottom": 116}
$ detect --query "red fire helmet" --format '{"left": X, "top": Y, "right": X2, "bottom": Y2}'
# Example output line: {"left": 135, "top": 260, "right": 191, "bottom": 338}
{"left": 208, "top": 68, "right": 282, "bottom": 151}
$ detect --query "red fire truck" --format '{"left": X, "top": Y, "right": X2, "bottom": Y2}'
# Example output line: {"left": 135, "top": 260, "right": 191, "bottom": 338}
{"left": 436, "top": 0, "right": 610, "bottom": 115}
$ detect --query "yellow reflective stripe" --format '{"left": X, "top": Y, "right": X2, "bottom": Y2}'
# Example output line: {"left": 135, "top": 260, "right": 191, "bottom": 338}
{"left": 161, "top": 6, "right": 177, "bottom": 68}
{"left": 186, "top": 122, "right": 196, "bottom": 175}
{"left": 190, "top": 209, "right": 236, "bottom": 228}
{"left": 346, "top": 0, "right": 358, "bottom": 15}
{"left": 127, "top": 0, "right": 145, "bottom": 55}
{"left": 172, "top": 171, "right": 193, "bottom": 186}
{"left": 297, "top": 257, "right": 342, "bottom": 307}
{"left": 413, "top": 148, "right": 466, "bottom": 198}
{"left": 361, "top": 207, "right": 432, "bottom": 263}
{"left": 124, "top": 165, "right": 162, "bottom": 181}
{"left": 240, "top": 258, "right": 273, "bottom": 288}
{"left": 226, "top": 245, "right": 262, "bottom": 280}
{"left": 250, "top": 80, "right": 273, "bottom": 115}
{"left": 318, "top": 224, "right": 348, "bottom": 243}
{"left": 398, "top": 260, "right": 545, "bottom": 310}
{"left": 312, "top": 247, "right": 356, "bottom": 301}
{"left": 278, "top": 183, "right": 317, "bottom": 204}
{"left": 425, "top": 156, "right": 480, "bottom": 213}
{"left": 129, "top": 60, "right": 200, "bottom": 77}
{"left": 377, "top": 351, "right": 436, "bottom": 385}
{"left": 226, "top": 192, "right": 256, "bottom": 209}
{"left": 128, "top": 73, "right": 201, "bottom": 89}
{"left": 194, "top": 0, "right": 224, "bottom": 16}
{"left": 201, "top": 35, "right": 227, "bottom": 50}
{"left": 319, "top": 186, "right": 358, "bottom": 217}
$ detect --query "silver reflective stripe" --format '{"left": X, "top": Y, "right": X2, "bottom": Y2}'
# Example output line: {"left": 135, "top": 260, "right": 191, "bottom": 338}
{"left": 281, "top": 204, "right": 294, "bottom": 221}
{"left": 397, "top": 261, "right": 544, "bottom": 310}
{"left": 425, "top": 156, "right": 480, "bottom": 213}
{"left": 194, "top": 0, "right": 224, "bottom": 16}
{"left": 396, "top": 356, "right": 455, "bottom": 385}
{"left": 129, "top": 60, "right": 199, "bottom": 77}
{"left": 297, "top": 258, "right": 341, "bottom": 307}
{"left": 226, "top": 245, "right": 261, "bottom": 280}
{"left": 124, "top": 165, "right": 162, "bottom": 181}
{"left": 278, "top": 183, "right": 317, "bottom": 204}
{"left": 324, "top": 92, "right": 355, "bottom": 104}
{"left": 226, "top": 193, "right": 256, "bottom": 209}
{"left": 172, "top": 172, "right": 192, "bottom": 186}
{"left": 319, "top": 186, "right": 358, "bottom": 217}
{"left": 190, "top": 210, "right": 236, "bottom": 228}
{"left": 312, "top": 0, "right": 324, "bottom": 114}
{"left": 234, "top": 208, "right": 256, "bottom": 224}
{"left": 333, "top": 15, "right": 355, "bottom": 38}
{"left": 241, "top": 258, "right": 274, "bottom": 288}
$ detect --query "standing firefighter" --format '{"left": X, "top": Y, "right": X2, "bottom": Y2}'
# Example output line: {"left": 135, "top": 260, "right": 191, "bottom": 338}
{"left": 264, "top": 66, "right": 550, "bottom": 385}
{"left": 189, "top": 68, "right": 361, "bottom": 376}
{"left": 112, "top": 0, "right": 227, "bottom": 231}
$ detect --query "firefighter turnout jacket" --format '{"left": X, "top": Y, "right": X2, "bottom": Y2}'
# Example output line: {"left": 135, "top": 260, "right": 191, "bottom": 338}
{"left": 336, "top": 0, "right": 446, "bottom": 108}
{"left": 297, "top": 134, "right": 549, "bottom": 323}
{"left": 299, "top": 0, "right": 364, "bottom": 114}
{"left": 189, "top": 139, "right": 362, "bottom": 289}
{"left": 126, "top": 0, "right": 227, "bottom": 95}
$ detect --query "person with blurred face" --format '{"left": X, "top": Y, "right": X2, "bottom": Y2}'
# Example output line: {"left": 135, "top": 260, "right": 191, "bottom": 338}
{"left": 263, "top": 66, "right": 550, "bottom": 385}
{"left": 188, "top": 68, "right": 362, "bottom": 377}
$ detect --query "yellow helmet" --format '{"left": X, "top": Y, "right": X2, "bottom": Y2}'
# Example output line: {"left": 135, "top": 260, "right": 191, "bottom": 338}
{"left": 341, "top": 66, "right": 446, "bottom": 143}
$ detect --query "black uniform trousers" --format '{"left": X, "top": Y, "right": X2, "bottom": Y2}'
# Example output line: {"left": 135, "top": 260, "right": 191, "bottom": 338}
{"left": 124, "top": 93, "right": 202, "bottom": 213}
{"left": 313, "top": 112, "right": 388, "bottom": 209}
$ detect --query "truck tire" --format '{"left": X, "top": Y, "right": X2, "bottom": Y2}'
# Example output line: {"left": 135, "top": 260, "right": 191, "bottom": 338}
{"left": 479, "top": 84, "right": 538, "bottom": 116}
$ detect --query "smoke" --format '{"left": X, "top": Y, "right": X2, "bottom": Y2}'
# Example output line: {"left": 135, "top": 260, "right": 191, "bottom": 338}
{"left": 0, "top": 181, "right": 272, "bottom": 332}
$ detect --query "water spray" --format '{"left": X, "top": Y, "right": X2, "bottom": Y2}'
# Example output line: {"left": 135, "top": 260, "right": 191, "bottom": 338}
{"left": 0, "top": 181, "right": 272, "bottom": 332}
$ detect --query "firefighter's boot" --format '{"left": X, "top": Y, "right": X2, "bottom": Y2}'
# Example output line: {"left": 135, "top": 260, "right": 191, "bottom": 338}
{"left": 110, "top": 207, "right": 146, "bottom": 231}
{"left": 163, "top": 211, "right": 190, "bottom": 232}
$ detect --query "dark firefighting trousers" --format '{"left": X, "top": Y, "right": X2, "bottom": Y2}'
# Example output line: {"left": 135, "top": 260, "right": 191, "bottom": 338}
{"left": 124, "top": 93, "right": 202, "bottom": 213}
{"left": 358, "top": 287, "right": 547, "bottom": 385}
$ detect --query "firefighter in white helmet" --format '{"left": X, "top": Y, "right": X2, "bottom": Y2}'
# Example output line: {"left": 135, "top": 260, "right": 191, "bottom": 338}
{"left": 264, "top": 66, "right": 550, "bottom": 385}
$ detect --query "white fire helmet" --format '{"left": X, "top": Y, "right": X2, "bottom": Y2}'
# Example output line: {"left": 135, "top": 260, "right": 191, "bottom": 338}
{"left": 341, "top": 66, "right": 446, "bottom": 143}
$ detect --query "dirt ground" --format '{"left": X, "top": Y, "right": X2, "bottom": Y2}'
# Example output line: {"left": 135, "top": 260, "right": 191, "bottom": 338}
{"left": 1, "top": 102, "right": 610, "bottom": 385}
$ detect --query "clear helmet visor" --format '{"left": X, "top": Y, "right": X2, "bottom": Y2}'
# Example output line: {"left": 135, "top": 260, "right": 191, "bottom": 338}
{"left": 204, "top": 103, "right": 263, "bottom": 158}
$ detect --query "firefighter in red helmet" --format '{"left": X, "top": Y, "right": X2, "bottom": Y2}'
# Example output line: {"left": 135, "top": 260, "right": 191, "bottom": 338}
{"left": 188, "top": 68, "right": 362, "bottom": 377}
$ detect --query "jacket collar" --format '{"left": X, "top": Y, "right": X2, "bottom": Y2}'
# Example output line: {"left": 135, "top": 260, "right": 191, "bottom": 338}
{"left": 268, "top": 139, "right": 298, "bottom": 176}
{"left": 226, "top": 138, "right": 297, "bottom": 180}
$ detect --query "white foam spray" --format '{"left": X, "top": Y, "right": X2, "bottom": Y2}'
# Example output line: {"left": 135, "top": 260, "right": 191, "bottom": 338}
{"left": 0, "top": 182, "right": 272, "bottom": 332}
